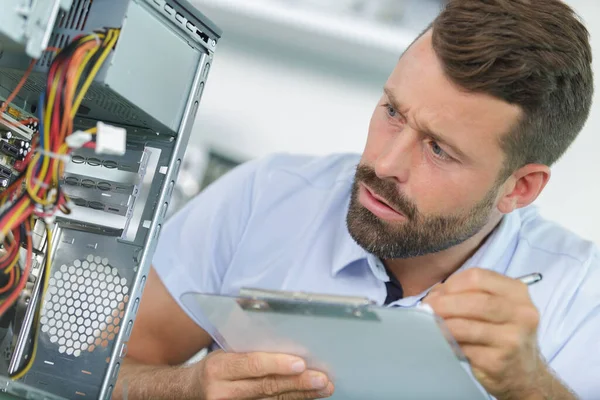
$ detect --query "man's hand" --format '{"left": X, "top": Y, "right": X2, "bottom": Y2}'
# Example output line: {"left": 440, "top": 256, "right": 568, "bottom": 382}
{"left": 423, "top": 268, "right": 574, "bottom": 400}
{"left": 195, "top": 350, "right": 334, "bottom": 400}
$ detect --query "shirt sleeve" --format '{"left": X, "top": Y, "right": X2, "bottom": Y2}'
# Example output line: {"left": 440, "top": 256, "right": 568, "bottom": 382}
{"left": 546, "top": 253, "right": 600, "bottom": 399}
{"left": 151, "top": 156, "right": 262, "bottom": 335}
{"left": 548, "top": 309, "right": 600, "bottom": 399}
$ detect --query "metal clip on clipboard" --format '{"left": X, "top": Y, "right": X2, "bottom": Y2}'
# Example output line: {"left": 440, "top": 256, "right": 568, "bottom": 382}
{"left": 238, "top": 288, "right": 379, "bottom": 320}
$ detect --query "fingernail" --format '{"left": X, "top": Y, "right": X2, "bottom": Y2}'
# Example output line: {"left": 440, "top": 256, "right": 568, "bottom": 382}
{"left": 317, "top": 383, "right": 333, "bottom": 397}
{"left": 310, "top": 373, "right": 328, "bottom": 389}
{"left": 291, "top": 360, "right": 306, "bottom": 373}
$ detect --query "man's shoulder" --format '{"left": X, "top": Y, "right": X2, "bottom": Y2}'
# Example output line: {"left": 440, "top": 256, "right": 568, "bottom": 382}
{"left": 250, "top": 152, "right": 361, "bottom": 190}
{"left": 513, "top": 206, "right": 600, "bottom": 315}
{"left": 516, "top": 206, "right": 599, "bottom": 266}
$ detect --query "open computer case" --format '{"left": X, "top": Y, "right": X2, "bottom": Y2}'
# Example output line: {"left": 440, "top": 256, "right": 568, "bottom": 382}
{"left": 0, "top": 0, "right": 221, "bottom": 398}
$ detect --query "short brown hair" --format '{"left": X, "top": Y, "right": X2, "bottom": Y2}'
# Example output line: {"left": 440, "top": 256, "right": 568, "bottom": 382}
{"left": 430, "top": 0, "right": 594, "bottom": 174}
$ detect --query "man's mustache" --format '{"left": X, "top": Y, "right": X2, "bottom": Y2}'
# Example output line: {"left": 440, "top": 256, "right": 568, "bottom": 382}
{"left": 355, "top": 165, "right": 418, "bottom": 220}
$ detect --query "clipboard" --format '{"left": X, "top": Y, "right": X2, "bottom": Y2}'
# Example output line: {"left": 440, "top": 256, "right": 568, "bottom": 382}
{"left": 180, "top": 288, "right": 490, "bottom": 400}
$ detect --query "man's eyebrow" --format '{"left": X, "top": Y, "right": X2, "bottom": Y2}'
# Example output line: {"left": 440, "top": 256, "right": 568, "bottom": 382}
{"left": 383, "top": 87, "right": 470, "bottom": 161}
{"left": 384, "top": 87, "right": 403, "bottom": 112}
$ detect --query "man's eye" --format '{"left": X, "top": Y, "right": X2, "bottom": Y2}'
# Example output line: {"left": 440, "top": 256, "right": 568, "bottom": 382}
{"left": 386, "top": 104, "right": 397, "bottom": 118}
{"left": 429, "top": 141, "right": 450, "bottom": 160}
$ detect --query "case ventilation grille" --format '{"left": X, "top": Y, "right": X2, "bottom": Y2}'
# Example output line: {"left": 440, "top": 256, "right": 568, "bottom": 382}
{"left": 40, "top": 255, "right": 129, "bottom": 358}
{"left": 37, "top": 0, "right": 94, "bottom": 67}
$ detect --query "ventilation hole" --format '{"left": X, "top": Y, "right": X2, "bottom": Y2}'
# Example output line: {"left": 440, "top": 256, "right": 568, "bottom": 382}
{"left": 87, "top": 158, "right": 101, "bottom": 166}
{"left": 73, "top": 198, "right": 87, "bottom": 207}
{"left": 78, "top": 0, "right": 93, "bottom": 30}
{"left": 103, "top": 160, "right": 118, "bottom": 169}
{"left": 65, "top": 176, "right": 79, "bottom": 186}
{"left": 81, "top": 179, "right": 95, "bottom": 188}
{"left": 97, "top": 181, "right": 111, "bottom": 191}
{"left": 89, "top": 201, "right": 104, "bottom": 210}
{"left": 71, "top": 155, "right": 85, "bottom": 164}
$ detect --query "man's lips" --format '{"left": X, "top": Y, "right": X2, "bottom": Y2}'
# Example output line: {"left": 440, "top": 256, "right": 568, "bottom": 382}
{"left": 358, "top": 183, "right": 407, "bottom": 222}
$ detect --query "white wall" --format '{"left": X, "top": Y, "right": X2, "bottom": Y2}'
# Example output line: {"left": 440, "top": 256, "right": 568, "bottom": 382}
{"left": 190, "top": 1, "right": 600, "bottom": 244}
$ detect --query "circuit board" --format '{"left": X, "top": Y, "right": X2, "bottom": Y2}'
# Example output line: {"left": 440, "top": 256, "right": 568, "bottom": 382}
{"left": 0, "top": 96, "right": 36, "bottom": 190}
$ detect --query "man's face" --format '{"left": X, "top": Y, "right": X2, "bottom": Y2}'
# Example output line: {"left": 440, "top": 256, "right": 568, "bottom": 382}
{"left": 347, "top": 30, "right": 522, "bottom": 259}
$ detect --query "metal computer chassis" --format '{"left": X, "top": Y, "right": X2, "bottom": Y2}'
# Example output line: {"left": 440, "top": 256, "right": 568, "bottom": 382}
{"left": 0, "top": 0, "right": 221, "bottom": 398}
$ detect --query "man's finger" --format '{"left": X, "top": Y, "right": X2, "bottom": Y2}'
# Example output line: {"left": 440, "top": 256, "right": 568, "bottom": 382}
{"left": 424, "top": 292, "right": 513, "bottom": 323}
{"left": 218, "top": 352, "right": 307, "bottom": 380}
{"left": 443, "top": 317, "right": 524, "bottom": 348}
{"left": 274, "top": 382, "right": 335, "bottom": 399}
{"left": 227, "top": 370, "right": 330, "bottom": 399}
{"left": 441, "top": 268, "right": 531, "bottom": 300}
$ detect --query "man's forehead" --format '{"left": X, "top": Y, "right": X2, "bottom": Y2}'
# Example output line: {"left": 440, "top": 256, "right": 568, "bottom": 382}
{"left": 384, "top": 37, "right": 523, "bottom": 163}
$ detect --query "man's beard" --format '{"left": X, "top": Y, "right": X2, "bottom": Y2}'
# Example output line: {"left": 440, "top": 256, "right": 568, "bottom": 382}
{"left": 346, "top": 164, "right": 499, "bottom": 259}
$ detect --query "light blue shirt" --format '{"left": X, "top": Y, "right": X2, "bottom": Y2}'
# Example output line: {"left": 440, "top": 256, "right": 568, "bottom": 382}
{"left": 153, "top": 153, "right": 600, "bottom": 399}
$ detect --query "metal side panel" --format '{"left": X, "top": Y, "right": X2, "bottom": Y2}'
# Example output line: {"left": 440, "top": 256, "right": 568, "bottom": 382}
{"left": 105, "top": 0, "right": 203, "bottom": 133}
{"left": 19, "top": 226, "right": 141, "bottom": 399}
{"left": 98, "top": 50, "right": 211, "bottom": 400}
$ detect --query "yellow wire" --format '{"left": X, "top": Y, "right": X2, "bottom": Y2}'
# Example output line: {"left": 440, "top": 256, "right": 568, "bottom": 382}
{"left": 31, "top": 70, "right": 62, "bottom": 197}
{"left": 51, "top": 143, "right": 70, "bottom": 184}
{"left": 4, "top": 249, "right": 20, "bottom": 274}
{"left": 10, "top": 224, "right": 52, "bottom": 381}
{"left": 26, "top": 31, "right": 115, "bottom": 206}
{"left": 25, "top": 153, "right": 50, "bottom": 206}
{"left": 0, "top": 198, "right": 30, "bottom": 239}
{"left": 71, "top": 29, "right": 120, "bottom": 118}
{"left": 85, "top": 126, "right": 97, "bottom": 134}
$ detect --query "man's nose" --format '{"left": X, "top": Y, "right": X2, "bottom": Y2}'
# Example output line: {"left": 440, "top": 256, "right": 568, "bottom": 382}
{"left": 374, "top": 128, "right": 418, "bottom": 184}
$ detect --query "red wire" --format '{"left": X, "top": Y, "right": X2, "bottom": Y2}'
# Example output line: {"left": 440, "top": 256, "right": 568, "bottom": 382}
{"left": 0, "top": 268, "right": 15, "bottom": 294}
{"left": 0, "top": 218, "right": 33, "bottom": 316}
{"left": 0, "top": 197, "right": 30, "bottom": 231}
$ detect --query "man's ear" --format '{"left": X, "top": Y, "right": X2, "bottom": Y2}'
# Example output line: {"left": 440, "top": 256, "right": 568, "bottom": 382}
{"left": 497, "top": 164, "right": 551, "bottom": 214}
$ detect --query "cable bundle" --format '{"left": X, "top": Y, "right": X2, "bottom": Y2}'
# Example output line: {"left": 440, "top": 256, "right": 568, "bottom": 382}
{"left": 0, "top": 28, "right": 120, "bottom": 379}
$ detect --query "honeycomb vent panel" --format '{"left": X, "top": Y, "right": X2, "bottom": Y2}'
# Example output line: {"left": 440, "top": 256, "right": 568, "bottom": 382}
{"left": 40, "top": 255, "right": 129, "bottom": 357}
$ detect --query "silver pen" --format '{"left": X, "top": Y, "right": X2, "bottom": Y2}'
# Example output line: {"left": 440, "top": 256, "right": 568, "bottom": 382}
{"left": 516, "top": 272, "right": 543, "bottom": 286}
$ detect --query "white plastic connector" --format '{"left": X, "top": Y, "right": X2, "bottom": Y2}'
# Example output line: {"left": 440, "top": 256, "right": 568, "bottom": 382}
{"left": 66, "top": 131, "right": 93, "bottom": 149}
{"left": 96, "top": 121, "right": 126, "bottom": 156}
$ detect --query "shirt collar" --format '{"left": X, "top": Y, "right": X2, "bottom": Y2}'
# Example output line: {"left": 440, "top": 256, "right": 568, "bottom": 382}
{"left": 331, "top": 202, "right": 525, "bottom": 279}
